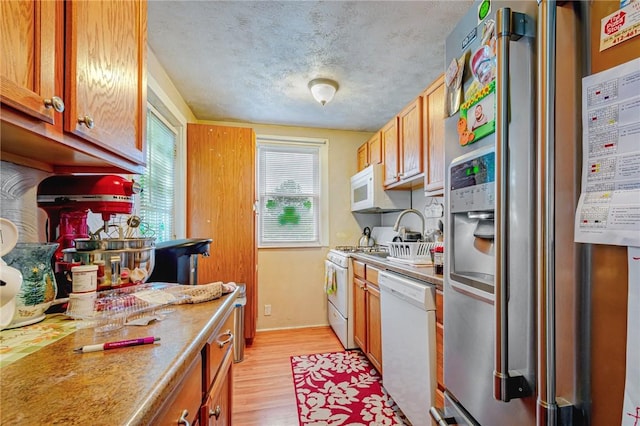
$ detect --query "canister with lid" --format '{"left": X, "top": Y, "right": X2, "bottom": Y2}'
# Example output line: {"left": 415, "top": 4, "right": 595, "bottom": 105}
{"left": 71, "top": 264, "right": 98, "bottom": 293}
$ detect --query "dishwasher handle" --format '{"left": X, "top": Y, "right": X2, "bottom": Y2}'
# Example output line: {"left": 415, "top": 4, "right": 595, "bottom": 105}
{"left": 429, "top": 407, "right": 458, "bottom": 426}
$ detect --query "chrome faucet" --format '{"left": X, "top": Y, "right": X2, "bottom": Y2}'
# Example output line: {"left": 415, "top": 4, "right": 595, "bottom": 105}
{"left": 393, "top": 208, "right": 426, "bottom": 239}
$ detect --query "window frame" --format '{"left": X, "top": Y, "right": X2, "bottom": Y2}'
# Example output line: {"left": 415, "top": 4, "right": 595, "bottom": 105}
{"left": 139, "top": 104, "right": 178, "bottom": 242}
{"left": 256, "top": 135, "right": 329, "bottom": 249}
{"left": 138, "top": 75, "right": 188, "bottom": 240}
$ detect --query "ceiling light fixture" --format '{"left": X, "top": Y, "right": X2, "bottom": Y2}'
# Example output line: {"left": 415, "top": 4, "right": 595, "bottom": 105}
{"left": 308, "top": 78, "right": 339, "bottom": 106}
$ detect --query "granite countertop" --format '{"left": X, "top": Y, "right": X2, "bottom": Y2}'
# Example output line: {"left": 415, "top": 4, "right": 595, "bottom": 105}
{"left": 351, "top": 253, "right": 443, "bottom": 290}
{"left": 0, "top": 287, "right": 238, "bottom": 426}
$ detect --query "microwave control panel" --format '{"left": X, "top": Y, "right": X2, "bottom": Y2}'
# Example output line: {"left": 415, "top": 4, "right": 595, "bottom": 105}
{"left": 449, "top": 150, "right": 495, "bottom": 213}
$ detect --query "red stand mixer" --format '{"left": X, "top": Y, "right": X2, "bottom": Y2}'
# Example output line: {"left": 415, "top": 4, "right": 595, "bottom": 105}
{"left": 37, "top": 175, "right": 141, "bottom": 296}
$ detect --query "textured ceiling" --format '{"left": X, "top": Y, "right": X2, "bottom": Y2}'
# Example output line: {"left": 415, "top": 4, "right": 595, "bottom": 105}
{"left": 147, "top": 1, "right": 473, "bottom": 132}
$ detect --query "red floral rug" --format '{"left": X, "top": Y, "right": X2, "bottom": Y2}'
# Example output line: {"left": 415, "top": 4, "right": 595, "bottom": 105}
{"left": 291, "top": 350, "right": 408, "bottom": 425}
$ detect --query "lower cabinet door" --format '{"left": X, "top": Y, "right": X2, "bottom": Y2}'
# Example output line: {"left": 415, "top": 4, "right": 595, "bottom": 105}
{"left": 153, "top": 355, "right": 203, "bottom": 426}
{"left": 366, "top": 284, "right": 383, "bottom": 373}
{"left": 353, "top": 277, "right": 367, "bottom": 350}
{"left": 201, "top": 352, "right": 233, "bottom": 426}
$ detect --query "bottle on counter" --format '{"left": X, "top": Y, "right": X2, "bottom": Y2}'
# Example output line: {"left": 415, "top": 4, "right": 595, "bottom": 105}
{"left": 110, "top": 256, "right": 122, "bottom": 288}
{"left": 94, "top": 260, "right": 108, "bottom": 291}
{"left": 433, "top": 246, "right": 444, "bottom": 275}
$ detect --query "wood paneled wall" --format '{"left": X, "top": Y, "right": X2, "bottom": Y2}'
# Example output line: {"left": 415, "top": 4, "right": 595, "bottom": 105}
{"left": 187, "top": 124, "right": 257, "bottom": 341}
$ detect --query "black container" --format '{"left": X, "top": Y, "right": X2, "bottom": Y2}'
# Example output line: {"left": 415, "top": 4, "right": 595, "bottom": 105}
{"left": 148, "top": 238, "right": 212, "bottom": 285}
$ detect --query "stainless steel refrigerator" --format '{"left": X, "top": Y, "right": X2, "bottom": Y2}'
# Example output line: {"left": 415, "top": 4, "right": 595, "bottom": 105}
{"left": 429, "top": 1, "right": 638, "bottom": 425}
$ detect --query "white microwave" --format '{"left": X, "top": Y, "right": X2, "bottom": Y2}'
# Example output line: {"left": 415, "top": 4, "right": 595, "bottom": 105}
{"left": 350, "top": 164, "right": 410, "bottom": 213}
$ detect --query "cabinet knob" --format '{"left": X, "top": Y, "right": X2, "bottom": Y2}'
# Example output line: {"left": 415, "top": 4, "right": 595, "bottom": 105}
{"left": 177, "top": 409, "right": 190, "bottom": 426}
{"left": 43, "top": 96, "right": 65, "bottom": 112}
{"left": 209, "top": 405, "right": 222, "bottom": 419}
{"left": 78, "top": 115, "right": 95, "bottom": 129}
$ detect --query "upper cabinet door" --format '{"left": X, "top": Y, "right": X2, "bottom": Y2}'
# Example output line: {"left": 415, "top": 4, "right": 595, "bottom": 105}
{"left": 368, "top": 131, "right": 382, "bottom": 166}
{"left": 424, "top": 75, "right": 445, "bottom": 193}
{"left": 398, "top": 97, "right": 423, "bottom": 181}
{"left": 357, "top": 142, "right": 369, "bottom": 171}
{"left": 65, "top": 0, "right": 147, "bottom": 165}
{"left": 382, "top": 117, "right": 399, "bottom": 186}
{"left": 0, "top": 0, "right": 62, "bottom": 126}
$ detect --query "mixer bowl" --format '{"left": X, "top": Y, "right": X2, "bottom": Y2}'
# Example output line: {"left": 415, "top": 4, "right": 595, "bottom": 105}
{"left": 63, "top": 242, "right": 155, "bottom": 286}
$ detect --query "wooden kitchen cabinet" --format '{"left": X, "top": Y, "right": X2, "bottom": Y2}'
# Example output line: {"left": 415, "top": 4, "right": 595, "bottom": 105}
{"left": 357, "top": 131, "right": 382, "bottom": 172}
{"left": 0, "top": 0, "right": 61, "bottom": 127}
{"left": 0, "top": 0, "right": 147, "bottom": 174}
{"left": 423, "top": 75, "right": 446, "bottom": 194}
{"left": 352, "top": 260, "right": 383, "bottom": 373}
{"left": 382, "top": 117, "right": 399, "bottom": 186}
{"left": 398, "top": 97, "right": 423, "bottom": 181}
{"left": 353, "top": 276, "right": 367, "bottom": 350}
{"left": 187, "top": 124, "right": 257, "bottom": 343}
{"left": 201, "top": 308, "right": 235, "bottom": 426}
{"left": 366, "top": 282, "right": 382, "bottom": 372}
{"left": 153, "top": 354, "right": 203, "bottom": 426}
{"left": 64, "top": 0, "right": 147, "bottom": 165}
{"left": 201, "top": 353, "right": 233, "bottom": 426}
{"left": 153, "top": 292, "right": 235, "bottom": 426}
{"left": 384, "top": 97, "right": 424, "bottom": 189}
{"left": 357, "top": 142, "right": 369, "bottom": 172}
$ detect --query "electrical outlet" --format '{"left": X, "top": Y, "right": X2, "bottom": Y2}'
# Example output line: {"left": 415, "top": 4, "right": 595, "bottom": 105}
{"left": 264, "top": 304, "right": 272, "bottom": 316}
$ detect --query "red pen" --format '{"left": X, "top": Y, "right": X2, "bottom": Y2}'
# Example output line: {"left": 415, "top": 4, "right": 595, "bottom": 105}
{"left": 74, "top": 336, "right": 160, "bottom": 353}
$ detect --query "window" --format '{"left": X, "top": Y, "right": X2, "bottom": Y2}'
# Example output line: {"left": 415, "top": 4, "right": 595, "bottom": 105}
{"left": 138, "top": 106, "right": 177, "bottom": 242}
{"left": 257, "top": 136, "right": 328, "bottom": 247}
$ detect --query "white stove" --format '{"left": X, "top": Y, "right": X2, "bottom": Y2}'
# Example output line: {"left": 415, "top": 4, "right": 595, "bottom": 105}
{"left": 325, "top": 227, "right": 398, "bottom": 349}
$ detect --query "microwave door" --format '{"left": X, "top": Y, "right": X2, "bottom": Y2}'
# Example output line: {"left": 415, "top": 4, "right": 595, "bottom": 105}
{"left": 351, "top": 169, "right": 373, "bottom": 211}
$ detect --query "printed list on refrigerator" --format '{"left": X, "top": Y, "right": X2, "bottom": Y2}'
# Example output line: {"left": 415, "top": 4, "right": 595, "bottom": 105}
{"left": 575, "top": 57, "right": 640, "bottom": 247}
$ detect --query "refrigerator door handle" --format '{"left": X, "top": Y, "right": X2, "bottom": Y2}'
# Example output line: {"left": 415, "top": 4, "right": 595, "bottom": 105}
{"left": 493, "top": 7, "right": 535, "bottom": 403}
{"left": 536, "top": 2, "right": 581, "bottom": 425}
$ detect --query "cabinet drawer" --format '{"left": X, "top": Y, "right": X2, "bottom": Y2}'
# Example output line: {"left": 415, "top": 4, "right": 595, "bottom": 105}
{"left": 353, "top": 260, "right": 366, "bottom": 279}
{"left": 436, "top": 289, "right": 443, "bottom": 324}
{"left": 153, "top": 354, "right": 203, "bottom": 426}
{"left": 204, "top": 306, "right": 234, "bottom": 392}
{"left": 436, "top": 322, "right": 444, "bottom": 388}
{"left": 365, "top": 265, "right": 380, "bottom": 285}
{"left": 201, "top": 350, "right": 233, "bottom": 426}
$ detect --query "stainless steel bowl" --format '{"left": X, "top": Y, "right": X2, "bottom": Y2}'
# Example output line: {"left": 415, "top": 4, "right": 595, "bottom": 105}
{"left": 74, "top": 238, "right": 105, "bottom": 251}
{"left": 63, "top": 242, "right": 155, "bottom": 285}
{"left": 103, "top": 238, "right": 156, "bottom": 250}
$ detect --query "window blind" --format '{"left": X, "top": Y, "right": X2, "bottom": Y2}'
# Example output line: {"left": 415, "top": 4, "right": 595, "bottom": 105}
{"left": 139, "top": 108, "right": 176, "bottom": 242}
{"left": 257, "top": 143, "right": 320, "bottom": 246}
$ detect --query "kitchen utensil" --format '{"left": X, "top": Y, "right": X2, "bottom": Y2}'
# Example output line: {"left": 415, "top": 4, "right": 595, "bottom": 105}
{"left": 125, "top": 215, "right": 142, "bottom": 238}
{"left": 358, "top": 227, "right": 375, "bottom": 247}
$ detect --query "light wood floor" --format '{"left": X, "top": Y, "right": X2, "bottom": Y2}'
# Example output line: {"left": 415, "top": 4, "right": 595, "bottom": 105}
{"left": 231, "top": 326, "right": 344, "bottom": 425}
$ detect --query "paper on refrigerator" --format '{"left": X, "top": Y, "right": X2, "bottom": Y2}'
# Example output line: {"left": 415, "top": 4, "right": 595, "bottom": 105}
{"left": 622, "top": 246, "right": 640, "bottom": 425}
{"left": 575, "top": 57, "right": 640, "bottom": 246}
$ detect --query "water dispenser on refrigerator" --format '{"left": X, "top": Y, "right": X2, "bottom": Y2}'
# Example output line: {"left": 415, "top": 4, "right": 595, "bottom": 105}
{"left": 447, "top": 146, "right": 496, "bottom": 300}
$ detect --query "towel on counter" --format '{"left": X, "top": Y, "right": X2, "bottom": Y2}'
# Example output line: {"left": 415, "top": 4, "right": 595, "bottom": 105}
{"left": 324, "top": 267, "right": 337, "bottom": 295}
{"left": 175, "top": 281, "right": 237, "bottom": 304}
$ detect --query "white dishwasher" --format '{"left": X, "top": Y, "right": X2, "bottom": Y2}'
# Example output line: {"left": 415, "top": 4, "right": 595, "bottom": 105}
{"left": 379, "top": 270, "right": 437, "bottom": 426}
